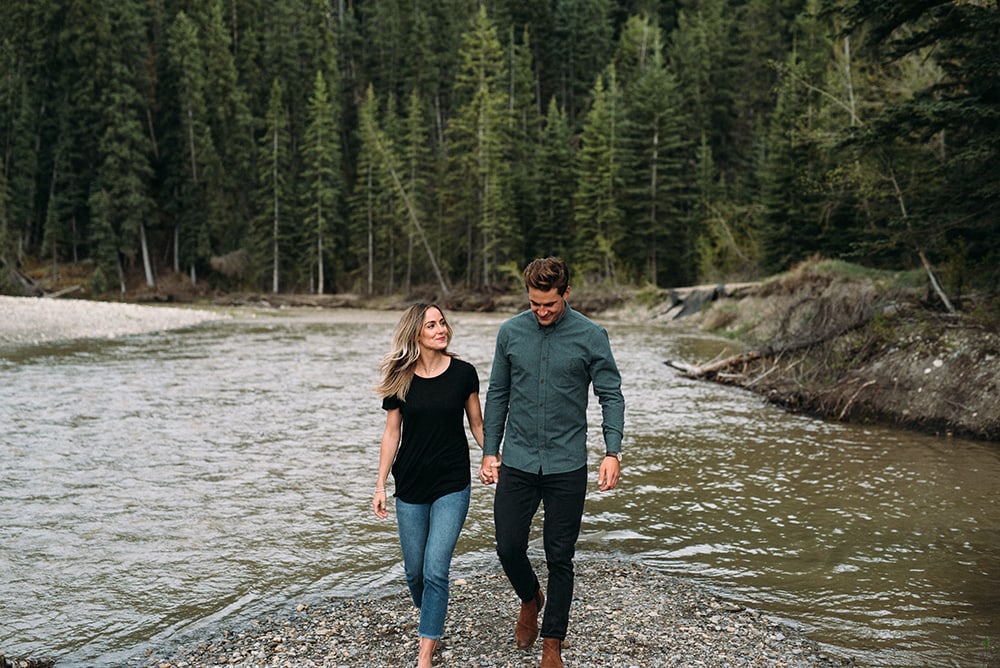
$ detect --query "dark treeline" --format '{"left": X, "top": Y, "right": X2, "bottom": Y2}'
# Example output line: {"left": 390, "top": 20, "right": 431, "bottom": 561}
{"left": 0, "top": 1, "right": 997, "bottom": 301}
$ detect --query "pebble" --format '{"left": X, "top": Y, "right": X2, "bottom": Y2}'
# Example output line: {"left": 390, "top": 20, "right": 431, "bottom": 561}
{"left": 128, "top": 559, "right": 855, "bottom": 668}
{"left": 0, "top": 296, "right": 224, "bottom": 346}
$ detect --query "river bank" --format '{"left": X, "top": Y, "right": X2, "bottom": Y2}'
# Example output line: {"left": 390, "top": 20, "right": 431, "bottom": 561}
{"left": 127, "top": 558, "right": 851, "bottom": 668}
{"left": 619, "top": 261, "right": 1000, "bottom": 444}
{"left": 0, "top": 295, "right": 226, "bottom": 346}
{"left": 5, "top": 260, "right": 999, "bottom": 444}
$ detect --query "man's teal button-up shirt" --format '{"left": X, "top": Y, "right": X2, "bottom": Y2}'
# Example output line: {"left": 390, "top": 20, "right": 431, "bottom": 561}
{"left": 483, "top": 304, "right": 625, "bottom": 475}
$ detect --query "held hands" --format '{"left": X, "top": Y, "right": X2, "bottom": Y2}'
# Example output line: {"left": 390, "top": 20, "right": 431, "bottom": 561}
{"left": 479, "top": 455, "right": 501, "bottom": 485}
{"left": 598, "top": 456, "right": 621, "bottom": 492}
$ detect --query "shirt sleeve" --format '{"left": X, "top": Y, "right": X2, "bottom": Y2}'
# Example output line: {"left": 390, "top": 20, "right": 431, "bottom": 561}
{"left": 590, "top": 326, "right": 625, "bottom": 452}
{"left": 464, "top": 361, "right": 480, "bottom": 397}
{"left": 483, "top": 327, "right": 511, "bottom": 457}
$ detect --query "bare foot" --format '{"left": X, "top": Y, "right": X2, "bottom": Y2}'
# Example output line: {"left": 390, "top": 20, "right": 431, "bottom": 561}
{"left": 417, "top": 636, "right": 437, "bottom": 667}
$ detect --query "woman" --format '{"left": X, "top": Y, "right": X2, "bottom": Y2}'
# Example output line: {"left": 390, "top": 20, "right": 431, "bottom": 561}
{"left": 373, "top": 303, "right": 484, "bottom": 667}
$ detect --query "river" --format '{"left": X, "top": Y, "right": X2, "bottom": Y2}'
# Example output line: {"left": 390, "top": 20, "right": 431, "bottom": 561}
{"left": 1, "top": 308, "right": 997, "bottom": 667}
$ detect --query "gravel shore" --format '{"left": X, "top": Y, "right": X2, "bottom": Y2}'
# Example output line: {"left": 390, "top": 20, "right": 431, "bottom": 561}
{"left": 129, "top": 559, "right": 852, "bottom": 668}
{"left": 0, "top": 296, "right": 225, "bottom": 346}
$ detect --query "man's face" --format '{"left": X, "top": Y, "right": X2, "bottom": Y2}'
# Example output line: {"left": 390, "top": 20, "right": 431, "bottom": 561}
{"left": 528, "top": 285, "right": 569, "bottom": 326}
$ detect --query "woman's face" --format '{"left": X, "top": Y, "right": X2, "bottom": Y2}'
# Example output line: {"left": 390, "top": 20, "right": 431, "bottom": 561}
{"left": 418, "top": 307, "right": 449, "bottom": 352}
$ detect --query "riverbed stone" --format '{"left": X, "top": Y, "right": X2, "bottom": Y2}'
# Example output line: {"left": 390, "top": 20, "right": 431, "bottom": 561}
{"left": 130, "top": 559, "right": 854, "bottom": 668}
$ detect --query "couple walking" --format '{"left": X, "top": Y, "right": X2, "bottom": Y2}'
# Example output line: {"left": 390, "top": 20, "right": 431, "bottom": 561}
{"left": 372, "top": 257, "right": 626, "bottom": 667}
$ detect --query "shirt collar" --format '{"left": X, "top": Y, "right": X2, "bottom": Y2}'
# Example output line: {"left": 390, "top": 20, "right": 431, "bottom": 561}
{"left": 533, "top": 302, "right": 572, "bottom": 330}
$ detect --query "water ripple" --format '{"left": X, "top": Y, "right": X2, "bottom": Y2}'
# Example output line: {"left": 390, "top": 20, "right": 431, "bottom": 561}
{"left": 1, "top": 311, "right": 997, "bottom": 668}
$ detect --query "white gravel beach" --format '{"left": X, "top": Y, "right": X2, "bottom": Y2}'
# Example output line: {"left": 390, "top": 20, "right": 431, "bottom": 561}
{"left": 0, "top": 296, "right": 225, "bottom": 346}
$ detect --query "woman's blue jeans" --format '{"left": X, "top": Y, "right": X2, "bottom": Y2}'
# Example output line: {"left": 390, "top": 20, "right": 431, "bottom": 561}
{"left": 394, "top": 484, "right": 470, "bottom": 639}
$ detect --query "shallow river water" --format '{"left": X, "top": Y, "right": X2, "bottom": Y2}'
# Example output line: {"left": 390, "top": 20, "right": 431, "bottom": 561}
{"left": 1, "top": 308, "right": 997, "bottom": 667}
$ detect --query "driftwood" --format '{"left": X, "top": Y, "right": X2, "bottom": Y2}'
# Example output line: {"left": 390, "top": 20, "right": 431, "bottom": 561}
{"left": 667, "top": 275, "right": 881, "bottom": 381}
{"left": 665, "top": 325, "right": 857, "bottom": 380}
{"left": 45, "top": 284, "right": 83, "bottom": 298}
{"left": 665, "top": 347, "right": 775, "bottom": 378}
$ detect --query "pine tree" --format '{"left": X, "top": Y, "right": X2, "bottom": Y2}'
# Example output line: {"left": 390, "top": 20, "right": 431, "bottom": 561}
{"left": 535, "top": 98, "right": 575, "bottom": 259}
{"left": 839, "top": 0, "right": 1000, "bottom": 293}
{"left": 693, "top": 134, "right": 761, "bottom": 281}
{"left": 301, "top": 70, "right": 341, "bottom": 294}
{"left": 667, "top": 0, "right": 737, "bottom": 176}
{"left": 448, "top": 6, "right": 514, "bottom": 287}
{"left": 187, "top": 0, "right": 256, "bottom": 255}
{"left": 38, "top": 0, "right": 109, "bottom": 272}
{"left": 165, "top": 10, "right": 225, "bottom": 283}
{"left": 616, "top": 15, "right": 688, "bottom": 286}
{"left": 354, "top": 84, "right": 448, "bottom": 295}
{"left": 255, "top": 78, "right": 291, "bottom": 293}
{"left": 0, "top": 16, "right": 23, "bottom": 268}
{"left": 87, "top": 188, "right": 122, "bottom": 294}
{"left": 351, "top": 85, "right": 387, "bottom": 296}
{"left": 506, "top": 26, "right": 542, "bottom": 269}
{"left": 573, "top": 68, "right": 623, "bottom": 283}
{"left": 90, "top": 0, "right": 157, "bottom": 290}
{"left": 758, "top": 54, "right": 823, "bottom": 273}
{"left": 554, "top": 0, "right": 614, "bottom": 124}
{"left": 401, "top": 88, "right": 434, "bottom": 291}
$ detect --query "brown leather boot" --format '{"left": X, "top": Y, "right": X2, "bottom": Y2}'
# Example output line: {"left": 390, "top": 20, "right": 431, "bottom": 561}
{"left": 515, "top": 588, "right": 544, "bottom": 649}
{"left": 540, "top": 637, "right": 564, "bottom": 668}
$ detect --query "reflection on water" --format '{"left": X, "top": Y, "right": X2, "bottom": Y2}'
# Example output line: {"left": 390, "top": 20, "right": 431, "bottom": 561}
{"left": 1, "top": 309, "right": 997, "bottom": 667}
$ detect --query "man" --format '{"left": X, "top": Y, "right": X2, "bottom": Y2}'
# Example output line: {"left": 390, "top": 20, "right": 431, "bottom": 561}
{"left": 479, "top": 257, "right": 625, "bottom": 668}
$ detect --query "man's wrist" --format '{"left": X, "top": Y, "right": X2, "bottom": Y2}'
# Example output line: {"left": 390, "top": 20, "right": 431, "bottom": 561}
{"left": 605, "top": 451, "right": 622, "bottom": 462}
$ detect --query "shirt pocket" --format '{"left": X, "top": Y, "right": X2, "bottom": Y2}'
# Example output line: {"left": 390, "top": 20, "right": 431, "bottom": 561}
{"left": 549, "top": 344, "right": 589, "bottom": 392}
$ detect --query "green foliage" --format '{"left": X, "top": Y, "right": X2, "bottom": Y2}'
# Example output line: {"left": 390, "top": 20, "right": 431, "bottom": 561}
{"left": 616, "top": 15, "right": 690, "bottom": 286}
{"left": 574, "top": 68, "right": 623, "bottom": 283}
{"left": 0, "top": 0, "right": 996, "bottom": 301}
{"left": 448, "top": 6, "right": 514, "bottom": 287}
{"left": 254, "top": 78, "right": 292, "bottom": 293}
{"left": 302, "top": 70, "right": 342, "bottom": 294}
{"left": 535, "top": 98, "right": 576, "bottom": 260}
{"left": 554, "top": 0, "right": 615, "bottom": 123}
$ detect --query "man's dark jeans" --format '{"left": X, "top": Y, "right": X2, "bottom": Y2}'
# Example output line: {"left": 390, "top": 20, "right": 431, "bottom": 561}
{"left": 493, "top": 463, "right": 588, "bottom": 641}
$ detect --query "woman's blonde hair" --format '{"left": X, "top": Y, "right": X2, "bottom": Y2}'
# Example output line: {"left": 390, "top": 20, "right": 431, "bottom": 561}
{"left": 375, "top": 303, "right": 453, "bottom": 401}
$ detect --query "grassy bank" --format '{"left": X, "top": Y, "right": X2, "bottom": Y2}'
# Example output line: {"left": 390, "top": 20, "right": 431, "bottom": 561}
{"left": 662, "top": 260, "right": 1000, "bottom": 442}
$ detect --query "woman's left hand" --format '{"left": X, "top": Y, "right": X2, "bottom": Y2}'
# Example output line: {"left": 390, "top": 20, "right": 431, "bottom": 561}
{"left": 373, "top": 489, "right": 388, "bottom": 518}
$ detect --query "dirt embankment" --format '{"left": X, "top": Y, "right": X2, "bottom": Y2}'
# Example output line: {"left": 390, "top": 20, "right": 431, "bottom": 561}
{"left": 659, "top": 264, "right": 1000, "bottom": 442}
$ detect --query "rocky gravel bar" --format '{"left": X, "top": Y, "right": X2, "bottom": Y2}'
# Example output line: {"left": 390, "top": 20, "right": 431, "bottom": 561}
{"left": 0, "top": 296, "right": 225, "bottom": 346}
{"left": 129, "top": 559, "right": 854, "bottom": 668}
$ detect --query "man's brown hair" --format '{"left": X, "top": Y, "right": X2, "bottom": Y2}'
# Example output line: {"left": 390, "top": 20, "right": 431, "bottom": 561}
{"left": 523, "top": 257, "right": 570, "bottom": 295}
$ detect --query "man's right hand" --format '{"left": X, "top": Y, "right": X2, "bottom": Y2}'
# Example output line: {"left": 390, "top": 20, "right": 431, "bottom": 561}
{"left": 479, "top": 455, "right": 501, "bottom": 485}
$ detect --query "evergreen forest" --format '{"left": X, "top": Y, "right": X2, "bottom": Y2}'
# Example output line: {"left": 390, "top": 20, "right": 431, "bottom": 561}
{"left": 1, "top": 0, "right": 997, "bottom": 303}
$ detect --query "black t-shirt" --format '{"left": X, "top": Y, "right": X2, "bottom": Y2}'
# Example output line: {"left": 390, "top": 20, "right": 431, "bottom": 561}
{"left": 382, "top": 358, "right": 480, "bottom": 504}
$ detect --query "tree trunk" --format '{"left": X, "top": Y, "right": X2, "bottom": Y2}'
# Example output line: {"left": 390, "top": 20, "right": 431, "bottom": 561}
{"left": 140, "top": 222, "right": 155, "bottom": 287}
{"left": 272, "top": 129, "right": 280, "bottom": 294}
{"left": 375, "top": 137, "right": 450, "bottom": 295}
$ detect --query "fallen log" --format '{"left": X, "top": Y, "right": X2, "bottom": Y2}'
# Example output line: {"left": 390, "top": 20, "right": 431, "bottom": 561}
{"left": 45, "top": 284, "right": 83, "bottom": 298}
{"left": 665, "top": 346, "right": 775, "bottom": 378}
